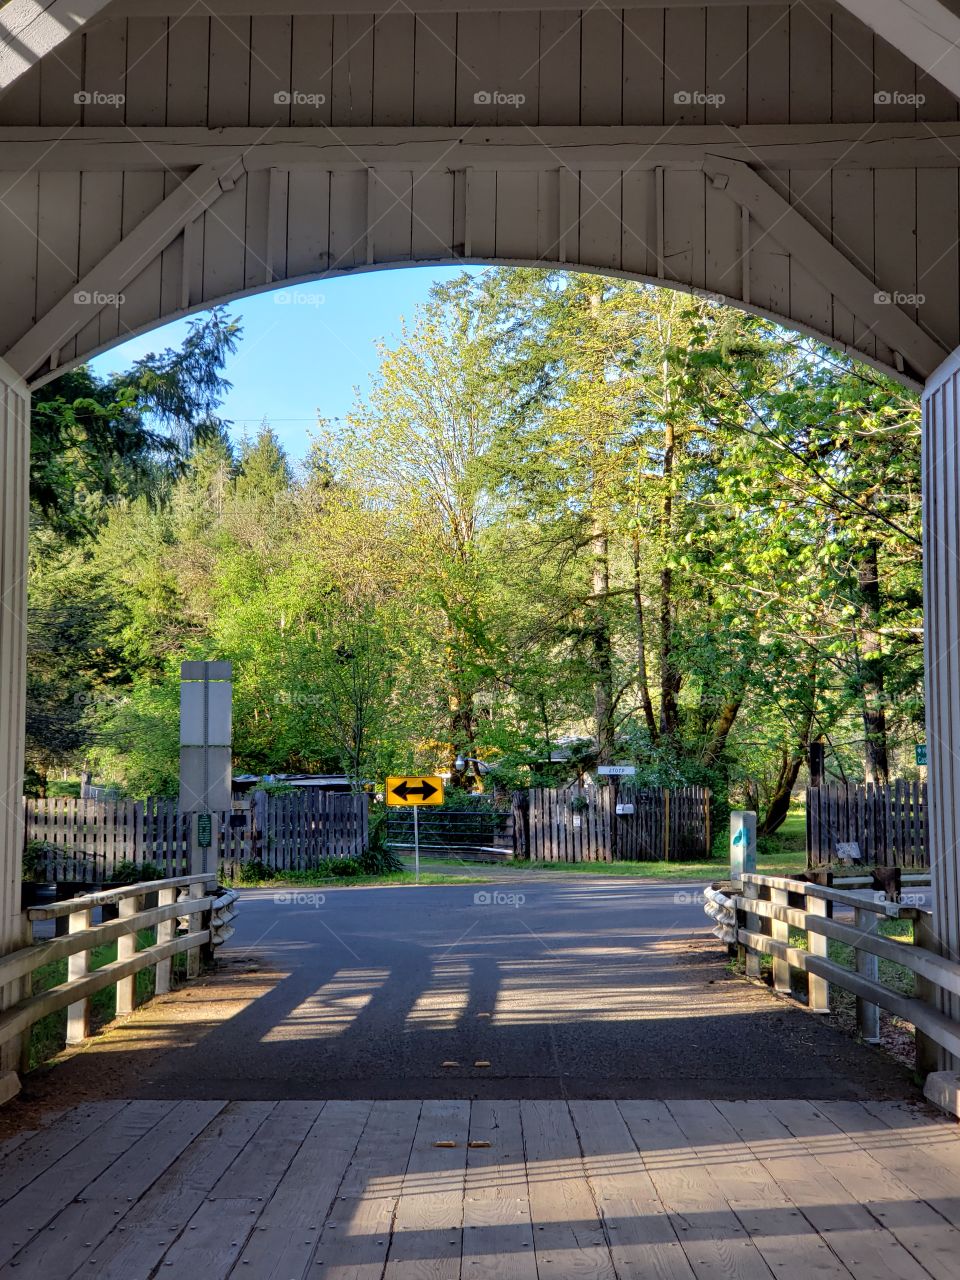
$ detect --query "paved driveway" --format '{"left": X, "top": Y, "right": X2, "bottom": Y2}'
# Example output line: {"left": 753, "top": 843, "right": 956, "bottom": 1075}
{"left": 50, "top": 875, "right": 910, "bottom": 1101}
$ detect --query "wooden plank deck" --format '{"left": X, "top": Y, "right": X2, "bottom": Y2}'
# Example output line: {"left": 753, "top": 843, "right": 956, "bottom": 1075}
{"left": 1, "top": 1098, "right": 959, "bottom": 1278}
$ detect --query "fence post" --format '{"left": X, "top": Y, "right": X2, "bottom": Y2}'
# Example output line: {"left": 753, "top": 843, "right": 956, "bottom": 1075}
{"left": 770, "top": 886, "right": 791, "bottom": 994}
{"left": 185, "top": 880, "right": 207, "bottom": 977}
{"left": 115, "top": 893, "right": 140, "bottom": 1016}
{"left": 66, "top": 904, "right": 92, "bottom": 1044}
{"left": 704, "top": 789, "right": 712, "bottom": 857}
{"left": 806, "top": 893, "right": 831, "bottom": 1013}
{"left": 662, "top": 789, "right": 671, "bottom": 862}
{"left": 854, "top": 906, "right": 881, "bottom": 1042}
{"left": 154, "top": 885, "right": 178, "bottom": 995}
{"left": 739, "top": 878, "right": 762, "bottom": 980}
{"left": 914, "top": 913, "right": 945, "bottom": 1074}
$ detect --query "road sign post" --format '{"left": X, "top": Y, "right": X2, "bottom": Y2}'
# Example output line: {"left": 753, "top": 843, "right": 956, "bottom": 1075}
{"left": 179, "top": 660, "right": 232, "bottom": 876}
{"left": 385, "top": 776, "right": 444, "bottom": 884}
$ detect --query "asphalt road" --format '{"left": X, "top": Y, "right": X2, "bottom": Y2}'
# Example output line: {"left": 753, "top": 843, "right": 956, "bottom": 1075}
{"left": 100, "top": 876, "right": 914, "bottom": 1101}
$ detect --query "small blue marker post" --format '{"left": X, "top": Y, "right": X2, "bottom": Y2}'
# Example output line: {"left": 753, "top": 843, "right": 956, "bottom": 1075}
{"left": 730, "top": 810, "right": 757, "bottom": 885}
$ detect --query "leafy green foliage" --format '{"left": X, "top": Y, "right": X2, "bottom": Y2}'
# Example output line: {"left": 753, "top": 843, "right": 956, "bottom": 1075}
{"left": 27, "top": 273, "right": 923, "bottom": 833}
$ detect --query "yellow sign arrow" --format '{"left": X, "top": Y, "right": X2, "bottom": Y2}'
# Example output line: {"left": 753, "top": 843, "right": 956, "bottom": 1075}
{"left": 386, "top": 775, "right": 444, "bottom": 806}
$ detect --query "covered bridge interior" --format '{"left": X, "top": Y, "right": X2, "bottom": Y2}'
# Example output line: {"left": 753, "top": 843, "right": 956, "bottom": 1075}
{"left": 3, "top": 0, "right": 960, "bottom": 1076}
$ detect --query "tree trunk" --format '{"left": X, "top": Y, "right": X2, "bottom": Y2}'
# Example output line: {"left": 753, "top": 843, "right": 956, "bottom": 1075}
{"left": 857, "top": 540, "right": 890, "bottom": 785}
{"left": 590, "top": 517, "right": 616, "bottom": 763}
{"left": 659, "top": 408, "right": 681, "bottom": 737}
{"left": 631, "top": 530, "right": 658, "bottom": 740}
{"left": 760, "top": 706, "right": 816, "bottom": 835}
{"left": 702, "top": 699, "right": 742, "bottom": 767}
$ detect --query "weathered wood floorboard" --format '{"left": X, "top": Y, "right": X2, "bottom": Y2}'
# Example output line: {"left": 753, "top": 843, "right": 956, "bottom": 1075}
{"left": 1, "top": 1099, "right": 960, "bottom": 1280}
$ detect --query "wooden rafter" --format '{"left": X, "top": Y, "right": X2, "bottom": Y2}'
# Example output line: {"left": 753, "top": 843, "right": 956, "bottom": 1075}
{"left": 703, "top": 155, "right": 948, "bottom": 380}
{"left": 5, "top": 160, "right": 243, "bottom": 381}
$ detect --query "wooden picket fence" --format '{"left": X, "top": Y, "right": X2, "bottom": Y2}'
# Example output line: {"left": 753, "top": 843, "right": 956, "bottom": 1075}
{"left": 228, "top": 788, "right": 369, "bottom": 878}
{"left": 24, "top": 789, "right": 370, "bottom": 883}
{"left": 24, "top": 797, "right": 192, "bottom": 882}
{"left": 806, "top": 781, "right": 928, "bottom": 868}
{"left": 526, "top": 784, "right": 711, "bottom": 862}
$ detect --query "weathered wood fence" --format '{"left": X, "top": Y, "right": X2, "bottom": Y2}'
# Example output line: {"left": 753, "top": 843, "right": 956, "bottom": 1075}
{"left": 24, "top": 797, "right": 192, "bottom": 882}
{"left": 228, "top": 789, "right": 369, "bottom": 877}
{"left": 806, "top": 782, "right": 927, "bottom": 868}
{"left": 710, "top": 871, "right": 955, "bottom": 1086}
{"left": 526, "top": 784, "right": 711, "bottom": 862}
{"left": 24, "top": 790, "right": 369, "bottom": 882}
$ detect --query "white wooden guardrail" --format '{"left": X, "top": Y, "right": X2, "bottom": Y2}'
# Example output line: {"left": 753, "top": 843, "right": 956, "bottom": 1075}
{"left": 709, "top": 871, "right": 960, "bottom": 1080}
{"left": 0, "top": 873, "right": 236, "bottom": 1103}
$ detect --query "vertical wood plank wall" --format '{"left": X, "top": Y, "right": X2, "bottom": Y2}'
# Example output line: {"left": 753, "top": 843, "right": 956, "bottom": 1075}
{"left": 1, "top": 6, "right": 958, "bottom": 380}
{"left": 0, "top": 357, "right": 29, "bottom": 1082}
{"left": 924, "top": 348, "right": 960, "bottom": 1063}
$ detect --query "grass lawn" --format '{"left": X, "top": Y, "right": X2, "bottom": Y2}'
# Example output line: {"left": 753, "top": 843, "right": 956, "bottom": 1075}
{"left": 236, "top": 868, "right": 493, "bottom": 889}
{"left": 230, "top": 809, "right": 812, "bottom": 887}
{"left": 29, "top": 926, "right": 188, "bottom": 1070}
{"left": 785, "top": 916, "right": 916, "bottom": 997}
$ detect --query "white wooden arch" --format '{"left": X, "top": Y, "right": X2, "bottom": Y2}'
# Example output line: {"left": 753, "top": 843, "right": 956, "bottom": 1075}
{"left": 1, "top": 137, "right": 956, "bottom": 390}
{"left": 4, "top": 0, "right": 960, "bottom": 1089}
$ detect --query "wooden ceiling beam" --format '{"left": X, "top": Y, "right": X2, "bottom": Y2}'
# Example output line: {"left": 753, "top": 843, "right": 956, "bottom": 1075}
{"left": 1, "top": 123, "right": 959, "bottom": 172}
{"left": 4, "top": 159, "right": 242, "bottom": 380}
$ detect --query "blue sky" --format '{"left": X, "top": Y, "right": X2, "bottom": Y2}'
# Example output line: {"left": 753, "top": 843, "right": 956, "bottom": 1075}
{"left": 91, "top": 266, "right": 479, "bottom": 460}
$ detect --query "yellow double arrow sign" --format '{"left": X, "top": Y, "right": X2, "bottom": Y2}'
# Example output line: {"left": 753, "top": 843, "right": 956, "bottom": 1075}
{"left": 385, "top": 775, "right": 444, "bottom": 806}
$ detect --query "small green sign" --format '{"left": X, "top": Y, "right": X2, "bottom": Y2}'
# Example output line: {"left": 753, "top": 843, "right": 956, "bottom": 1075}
{"left": 197, "top": 812, "right": 213, "bottom": 847}
{"left": 916, "top": 744, "right": 928, "bottom": 767}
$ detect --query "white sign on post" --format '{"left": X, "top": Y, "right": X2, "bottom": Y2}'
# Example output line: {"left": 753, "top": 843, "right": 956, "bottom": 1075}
{"left": 597, "top": 764, "right": 636, "bottom": 777}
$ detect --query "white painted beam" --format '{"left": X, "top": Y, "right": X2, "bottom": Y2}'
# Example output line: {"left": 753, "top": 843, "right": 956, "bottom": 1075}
{"left": 0, "top": 0, "right": 114, "bottom": 93}
{"left": 1, "top": 123, "right": 959, "bottom": 171}
{"left": 4, "top": 160, "right": 242, "bottom": 380}
{"left": 704, "top": 155, "right": 948, "bottom": 379}
{"left": 108, "top": 0, "right": 793, "bottom": 14}
{"left": 835, "top": 0, "right": 960, "bottom": 102}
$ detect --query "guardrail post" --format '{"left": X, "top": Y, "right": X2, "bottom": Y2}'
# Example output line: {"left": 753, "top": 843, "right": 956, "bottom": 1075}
{"left": 806, "top": 893, "right": 830, "bottom": 1013}
{"left": 740, "top": 878, "right": 762, "bottom": 979}
{"left": 855, "top": 906, "right": 881, "bottom": 1043}
{"left": 115, "top": 893, "right": 140, "bottom": 1016}
{"left": 154, "top": 886, "right": 178, "bottom": 995}
{"left": 914, "top": 913, "right": 944, "bottom": 1074}
{"left": 770, "top": 886, "right": 791, "bottom": 993}
{"left": 66, "top": 905, "right": 92, "bottom": 1044}
{"left": 187, "top": 880, "right": 205, "bottom": 978}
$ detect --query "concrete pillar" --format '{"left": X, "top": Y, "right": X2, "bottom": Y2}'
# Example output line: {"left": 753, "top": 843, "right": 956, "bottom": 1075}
{"left": 0, "top": 356, "right": 30, "bottom": 1088}
{"left": 923, "top": 349, "right": 960, "bottom": 1062}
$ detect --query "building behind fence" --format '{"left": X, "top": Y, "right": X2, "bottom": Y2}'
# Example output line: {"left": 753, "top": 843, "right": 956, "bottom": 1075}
{"left": 522, "top": 784, "right": 711, "bottom": 862}
{"left": 24, "top": 789, "right": 369, "bottom": 883}
{"left": 806, "top": 781, "right": 928, "bottom": 868}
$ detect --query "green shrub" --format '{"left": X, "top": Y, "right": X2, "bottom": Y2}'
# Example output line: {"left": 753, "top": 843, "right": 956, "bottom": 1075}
{"left": 106, "top": 859, "right": 166, "bottom": 884}
{"left": 236, "top": 859, "right": 276, "bottom": 883}
{"left": 22, "top": 840, "right": 53, "bottom": 882}
{"left": 358, "top": 845, "right": 404, "bottom": 875}
{"left": 328, "top": 858, "right": 360, "bottom": 877}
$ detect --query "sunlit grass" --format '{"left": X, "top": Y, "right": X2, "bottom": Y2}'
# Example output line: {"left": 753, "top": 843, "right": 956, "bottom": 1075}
{"left": 29, "top": 926, "right": 188, "bottom": 1069}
